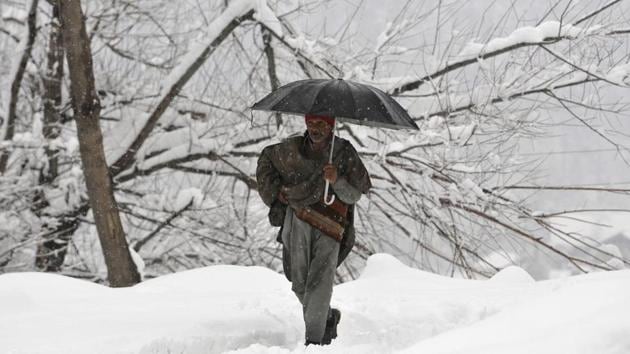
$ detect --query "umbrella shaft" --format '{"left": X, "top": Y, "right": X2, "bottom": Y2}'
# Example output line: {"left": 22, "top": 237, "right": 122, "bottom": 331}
{"left": 328, "top": 121, "right": 336, "bottom": 163}
{"left": 324, "top": 121, "right": 336, "bottom": 205}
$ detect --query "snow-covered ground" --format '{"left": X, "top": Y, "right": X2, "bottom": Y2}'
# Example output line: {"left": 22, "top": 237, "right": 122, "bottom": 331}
{"left": 1, "top": 253, "right": 629, "bottom": 354}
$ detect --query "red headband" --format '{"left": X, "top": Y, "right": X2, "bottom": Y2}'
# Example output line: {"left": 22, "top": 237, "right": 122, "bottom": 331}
{"left": 305, "top": 114, "right": 335, "bottom": 127}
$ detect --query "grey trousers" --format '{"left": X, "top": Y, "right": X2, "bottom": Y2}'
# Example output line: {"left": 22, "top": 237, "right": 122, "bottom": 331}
{"left": 281, "top": 208, "right": 339, "bottom": 343}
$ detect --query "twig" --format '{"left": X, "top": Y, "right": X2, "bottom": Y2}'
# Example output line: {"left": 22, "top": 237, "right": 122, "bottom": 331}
{"left": 133, "top": 200, "right": 193, "bottom": 251}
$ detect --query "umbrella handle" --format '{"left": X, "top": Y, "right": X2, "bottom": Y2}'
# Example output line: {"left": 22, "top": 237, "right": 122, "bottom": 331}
{"left": 324, "top": 120, "right": 337, "bottom": 206}
{"left": 324, "top": 181, "right": 335, "bottom": 205}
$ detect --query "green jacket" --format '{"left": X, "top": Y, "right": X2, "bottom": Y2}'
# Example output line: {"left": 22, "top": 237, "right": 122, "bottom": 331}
{"left": 256, "top": 132, "right": 371, "bottom": 265}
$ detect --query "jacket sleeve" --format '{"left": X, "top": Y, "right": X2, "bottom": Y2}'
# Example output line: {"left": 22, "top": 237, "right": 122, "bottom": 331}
{"left": 256, "top": 145, "right": 280, "bottom": 207}
{"left": 340, "top": 142, "right": 372, "bottom": 195}
{"left": 332, "top": 177, "right": 362, "bottom": 204}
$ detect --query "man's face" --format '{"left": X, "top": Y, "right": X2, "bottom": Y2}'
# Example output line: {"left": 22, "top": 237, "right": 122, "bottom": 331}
{"left": 306, "top": 118, "right": 333, "bottom": 143}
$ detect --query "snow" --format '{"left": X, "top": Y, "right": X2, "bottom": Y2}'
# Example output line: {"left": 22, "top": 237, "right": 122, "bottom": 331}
{"left": 383, "top": 19, "right": 594, "bottom": 94}
{"left": 460, "top": 178, "right": 486, "bottom": 199}
{"left": 0, "top": 0, "right": 33, "bottom": 141}
{"left": 42, "top": 165, "right": 86, "bottom": 214}
{"left": 129, "top": 246, "right": 146, "bottom": 280}
{"left": 253, "top": 0, "right": 283, "bottom": 36}
{"left": 103, "top": 107, "right": 154, "bottom": 166}
{"left": 283, "top": 34, "right": 319, "bottom": 60}
{"left": 1, "top": 4, "right": 27, "bottom": 22}
{"left": 375, "top": 21, "right": 407, "bottom": 52}
{"left": 1, "top": 253, "right": 629, "bottom": 354}
{"left": 159, "top": 0, "right": 257, "bottom": 97}
{"left": 605, "top": 63, "right": 630, "bottom": 85}
{"left": 104, "top": 0, "right": 264, "bottom": 166}
{"left": 550, "top": 211, "right": 630, "bottom": 243}
{"left": 135, "top": 126, "right": 194, "bottom": 160}
{"left": 488, "top": 266, "right": 535, "bottom": 284}
{"left": 456, "top": 21, "right": 584, "bottom": 59}
{"left": 135, "top": 137, "right": 222, "bottom": 172}
{"left": 364, "top": 121, "right": 477, "bottom": 160}
{"left": 172, "top": 187, "right": 205, "bottom": 211}
{"left": 346, "top": 65, "right": 416, "bottom": 93}
{"left": 449, "top": 163, "right": 478, "bottom": 173}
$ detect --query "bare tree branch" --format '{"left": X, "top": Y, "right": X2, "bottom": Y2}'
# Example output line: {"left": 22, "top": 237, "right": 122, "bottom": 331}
{"left": 497, "top": 185, "right": 630, "bottom": 194}
{"left": 110, "top": 8, "right": 255, "bottom": 176}
{"left": 132, "top": 200, "right": 193, "bottom": 252}
{"left": 389, "top": 0, "right": 627, "bottom": 96}
{"left": 262, "top": 27, "right": 282, "bottom": 128}
{"left": 573, "top": 0, "right": 624, "bottom": 25}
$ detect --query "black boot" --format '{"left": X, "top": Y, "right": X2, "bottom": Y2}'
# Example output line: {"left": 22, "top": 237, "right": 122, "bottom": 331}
{"left": 321, "top": 308, "right": 341, "bottom": 345}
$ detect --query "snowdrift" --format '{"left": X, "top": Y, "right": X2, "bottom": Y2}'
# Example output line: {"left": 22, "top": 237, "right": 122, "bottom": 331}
{"left": 1, "top": 254, "right": 629, "bottom": 354}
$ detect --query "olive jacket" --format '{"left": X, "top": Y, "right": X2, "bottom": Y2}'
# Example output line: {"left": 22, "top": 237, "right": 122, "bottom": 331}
{"left": 256, "top": 132, "right": 372, "bottom": 266}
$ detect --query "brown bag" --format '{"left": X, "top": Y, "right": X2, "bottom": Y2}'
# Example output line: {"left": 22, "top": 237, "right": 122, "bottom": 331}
{"left": 294, "top": 196, "right": 349, "bottom": 242}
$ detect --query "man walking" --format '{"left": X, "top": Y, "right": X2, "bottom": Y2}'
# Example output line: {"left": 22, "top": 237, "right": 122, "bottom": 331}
{"left": 256, "top": 114, "right": 371, "bottom": 345}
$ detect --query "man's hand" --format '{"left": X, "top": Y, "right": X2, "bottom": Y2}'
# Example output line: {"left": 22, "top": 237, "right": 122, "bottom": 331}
{"left": 277, "top": 189, "right": 289, "bottom": 204}
{"left": 323, "top": 164, "right": 338, "bottom": 184}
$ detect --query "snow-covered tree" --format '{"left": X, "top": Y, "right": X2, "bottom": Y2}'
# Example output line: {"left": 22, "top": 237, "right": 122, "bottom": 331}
{"left": 1, "top": 0, "right": 629, "bottom": 282}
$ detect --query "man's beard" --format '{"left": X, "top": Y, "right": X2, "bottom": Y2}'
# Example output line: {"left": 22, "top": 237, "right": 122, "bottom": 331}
{"left": 308, "top": 131, "right": 329, "bottom": 143}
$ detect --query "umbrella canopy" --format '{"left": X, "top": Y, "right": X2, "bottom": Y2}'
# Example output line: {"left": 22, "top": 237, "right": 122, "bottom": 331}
{"left": 251, "top": 78, "right": 419, "bottom": 130}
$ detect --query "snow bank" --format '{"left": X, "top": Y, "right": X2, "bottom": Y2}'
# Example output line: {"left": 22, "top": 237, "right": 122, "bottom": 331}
{"left": 488, "top": 265, "right": 535, "bottom": 284}
{"left": 1, "top": 253, "right": 629, "bottom": 354}
{"left": 0, "top": 266, "right": 301, "bottom": 354}
{"left": 400, "top": 270, "right": 630, "bottom": 354}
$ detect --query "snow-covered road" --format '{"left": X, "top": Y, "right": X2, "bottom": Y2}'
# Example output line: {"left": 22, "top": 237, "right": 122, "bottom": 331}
{"left": 1, "top": 253, "right": 628, "bottom": 354}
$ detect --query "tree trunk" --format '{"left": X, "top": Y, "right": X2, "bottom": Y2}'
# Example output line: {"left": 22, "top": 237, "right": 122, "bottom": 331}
{"left": 42, "top": 0, "right": 63, "bottom": 185}
{"left": 28, "top": 2, "right": 254, "bottom": 277}
{"left": 34, "top": 0, "right": 67, "bottom": 272}
{"left": 57, "top": 0, "right": 140, "bottom": 287}
{"left": 0, "top": 0, "right": 38, "bottom": 174}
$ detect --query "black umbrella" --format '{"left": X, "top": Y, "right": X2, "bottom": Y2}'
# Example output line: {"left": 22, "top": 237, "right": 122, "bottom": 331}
{"left": 251, "top": 78, "right": 419, "bottom": 130}
{"left": 251, "top": 78, "right": 418, "bottom": 204}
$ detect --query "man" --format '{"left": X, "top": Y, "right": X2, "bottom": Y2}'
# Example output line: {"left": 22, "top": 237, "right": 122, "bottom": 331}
{"left": 256, "top": 114, "right": 372, "bottom": 345}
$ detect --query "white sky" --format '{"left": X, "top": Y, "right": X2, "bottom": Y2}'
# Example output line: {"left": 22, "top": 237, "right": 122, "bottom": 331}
{"left": 291, "top": 0, "right": 630, "bottom": 210}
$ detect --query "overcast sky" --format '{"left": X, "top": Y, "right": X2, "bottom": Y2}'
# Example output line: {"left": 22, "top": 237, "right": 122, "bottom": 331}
{"left": 287, "top": 0, "right": 630, "bottom": 210}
